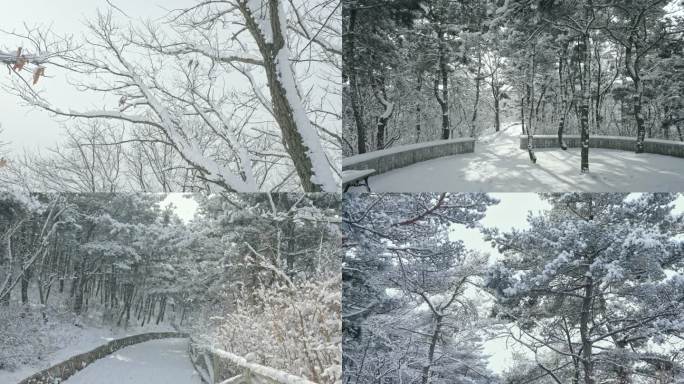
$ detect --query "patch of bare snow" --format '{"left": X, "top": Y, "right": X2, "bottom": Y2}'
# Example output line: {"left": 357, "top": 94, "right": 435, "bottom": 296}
{"left": 63, "top": 338, "right": 200, "bottom": 384}
{"left": 358, "top": 123, "right": 684, "bottom": 192}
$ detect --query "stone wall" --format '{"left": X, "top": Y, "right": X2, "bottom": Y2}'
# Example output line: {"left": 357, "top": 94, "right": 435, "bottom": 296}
{"left": 342, "top": 138, "right": 476, "bottom": 175}
{"left": 520, "top": 135, "right": 684, "bottom": 158}
{"left": 18, "top": 332, "right": 187, "bottom": 384}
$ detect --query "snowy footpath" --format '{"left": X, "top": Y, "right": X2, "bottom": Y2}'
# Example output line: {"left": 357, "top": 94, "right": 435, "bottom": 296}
{"left": 364, "top": 123, "right": 684, "bottom": 192}
{"left": 63, "top": 338, "right": 201, "bottom": 384}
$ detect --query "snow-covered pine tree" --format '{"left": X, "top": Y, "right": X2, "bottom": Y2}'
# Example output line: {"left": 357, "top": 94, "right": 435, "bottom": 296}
{"left": 486, "top": 193, "right": 684, "bottom": 384}
{"left": 343, "top": 193, "right": 499, "bottom": 384}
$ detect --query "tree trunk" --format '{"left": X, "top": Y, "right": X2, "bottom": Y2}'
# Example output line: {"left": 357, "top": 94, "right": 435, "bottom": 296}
{"left": 21, "top": 268, "right": 30, "bottom": 304}
{"left": 74, "top": 259, "right": 86, "bottom": 314}
{"left": 633, "top": 80, "right": 646, "bottom": 153}
{"left": 557, "top": 41, "right": 569, "bottom": 150}
{"left": 526, "top": 48, "right": 537, "bottom": 163}
{"left": 180, "top": 305, "right": 186, "bottom": 326}
{"left": 594, "top": 43, "right": 603, "bottom": 133}
{"left": 662, "top": 106, "right": 670, "bottom": 139}
{"left": 156, "top": 296, "right": 167, "bottom": 325}
{"left": 421, "top": 315, "right": 443, "bottom": 384}
{"left": 580, "top": 31, "right": 591, "bottom": 172}
{"left": 416, "top": 72, "right": 423, "bottom": 141}
{"left": 470, "top": 47, "right": 482, "bottom": 137}
{"left": 580, "top": 276, "right": 595, "bottom": 384}
{"left": 241, "top": 1, "right": 333, "bottom": 192}
{"left": 521, "top": 95, "right": 526, "bottom": 134}
{"left": 580, "top": 196, "right": 595, "bottom": 383}
{"left": 373, "top": 78, "right": 393, "bottom": 150}
{"left": 344, "top": 5, "right": 366, "bottom": 154}
{"left": 117, "top": 284, "right": 134, "bottom": 327}
{"left": 493, "top": 97, "right": 500, "bottom": 132}
{"left": 625, "top": 33, "right": 646, "bottom": 153}
{"left": 284, "top": 221, "right": 296, "bottom": 278}
{"left": 435, "top": 29, "right": 450, "bottom": 140}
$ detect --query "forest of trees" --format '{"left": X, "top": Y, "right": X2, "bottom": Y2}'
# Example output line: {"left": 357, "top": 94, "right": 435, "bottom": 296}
{"left": 343, "top": 0, "right": 684, "bottom": 170}
{"left": 0, "top": 191, "right": 341, "bottom": 383}
{"left": 1, "top": 0, "right": 340, "bottom": 192}
{"left": 343, "top": 192, "right": 684, "bottom": 383}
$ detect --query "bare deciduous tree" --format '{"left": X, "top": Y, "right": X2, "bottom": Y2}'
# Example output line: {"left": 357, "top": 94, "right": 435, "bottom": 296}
{"left": 3, "top": 0, "right": 340, "bottom": 192}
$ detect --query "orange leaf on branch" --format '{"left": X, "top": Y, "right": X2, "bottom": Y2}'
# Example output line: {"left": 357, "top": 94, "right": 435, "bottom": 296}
{"left": 33, "top": 66, "right": 45, "bottom": 85}
{"left": 12, "top": 47, "right": 29, "bottom": 72}
{"left": 13, "top": 57, "right": 28, "bottom": 71}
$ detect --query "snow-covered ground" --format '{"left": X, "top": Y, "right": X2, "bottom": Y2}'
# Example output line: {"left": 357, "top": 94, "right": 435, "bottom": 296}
{"left": 0, "top": 307, "right": 175, "bottom": 384}
{"left": 64, "top": 338, "right": 201, "bottom": 384}
{"left": 360, "top": 124, "right": 684, "bottom": 192}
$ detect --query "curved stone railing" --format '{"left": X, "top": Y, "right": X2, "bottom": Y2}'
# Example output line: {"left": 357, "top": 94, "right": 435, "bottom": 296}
{"left": 520, "top": 135, "right": 684, "bottom": 158}
{"left": 189, "top": 343, "right": 317, "bottom": 384}
{"left": 18, "top": 332, "right": 188, "bottom": 384}
{"left": 343, "top": 138, "right": 476, "bottom": 175}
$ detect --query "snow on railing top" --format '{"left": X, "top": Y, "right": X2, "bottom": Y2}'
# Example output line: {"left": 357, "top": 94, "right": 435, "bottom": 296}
{"left": 207, "top": 346, "right": 317, "bottom": 384}
{"left": 519, "top": 134, "right": 684, "bottom": 157}
{"left": 343, "top": 137, "right": 476, "bottom": 166}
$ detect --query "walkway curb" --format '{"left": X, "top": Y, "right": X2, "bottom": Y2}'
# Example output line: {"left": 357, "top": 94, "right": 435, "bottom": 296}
{"left": 17, "top": 332, "right": 188, "bottom": 384}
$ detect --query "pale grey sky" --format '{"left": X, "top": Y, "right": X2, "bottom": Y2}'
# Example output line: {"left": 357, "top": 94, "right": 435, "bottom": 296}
{"left": 450, "top": 193, "right": 550, "bottom": 374}
{"left": 451, "top": 193, "right": 684, "bottom": 264}
{"left": 0, "top": 0, "right": 193, "bottom": 153}
{"left": 160, "top": 193, "right": 198, "bottom": 223}
{"left": 449, "top": 193, "right": 550, "bottom": 266}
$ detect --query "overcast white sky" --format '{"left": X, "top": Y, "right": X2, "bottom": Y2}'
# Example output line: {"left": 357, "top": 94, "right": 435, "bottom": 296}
{"left": 451, "top": 193, "right": 684, "bottom": 265}
{"left": 449, "top": 193, "right": 549, "bottom": 373}
{"left": 0, "top": 0, "right": 191, "bottom": 153}
{"left": 450, "top": 193, "right": 550, "bottom": 266}
{"left": 160, "top": 193, "right": 198, "bottom": 223}
{"left": 450, "top": 192, "right": 684, "bottom": 374}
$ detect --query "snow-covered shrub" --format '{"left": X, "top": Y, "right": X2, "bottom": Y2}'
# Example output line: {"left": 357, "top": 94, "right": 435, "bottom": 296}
{"left": 192, "top": 275, "right": 341, "bottom": 384}
{"left": 0, "top": 303, "right": 79, "bottom": 371}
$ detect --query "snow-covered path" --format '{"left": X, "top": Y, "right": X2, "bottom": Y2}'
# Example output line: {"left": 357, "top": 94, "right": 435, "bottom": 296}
{"left": 63, "top": 338, "right": 202, "bottom": 384}
{"left": 364, "top": 124, "right": 684, "bottom": 192}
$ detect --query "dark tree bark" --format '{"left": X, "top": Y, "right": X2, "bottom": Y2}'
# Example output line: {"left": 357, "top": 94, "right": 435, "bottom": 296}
{"left": 421, "top": 315, "right": 443, "bottom": 384}
{"left": 73, "top": 258, "right": 86, "bottom": 314}
{"left": 493, "top": 97, "right": 500, "bottom": 132}
{"left": 557, "top": 40, "right": 570, "bottom": 150}
{"left": 579, "top": 199, "right": 595, "bottom": 384}
{"left": 580, "top": 275, "right": 595, "bottom": 384}
{"left": 525, "top": 48, "right": 537, "bottom": 163}
{"left": 594, "top": 42, "right": 603, "bottom": 133}
{"left": 521, "top": 95, "right": 526, "bottom": 134}
{"left": 580, "top": 30, "right": 591, "bottom": 173}
{"left": 240, "top": 0, "right": 330, "bottom": 192}
{"left": 416, "top": 72, "right": 423, "bottom": 142}
{"left": 21, "top": 267, "right": 30, "bottom": 304}
{"left": 470, "top": 46, "right": 482, "bottom": 137}
{"left": 435, "top": 28, "right": 450, "bottom": 140}
{"left": 626, "top": 39, "right": 646, "bottom": 153}
{"left": 343, "top": 5, "right": 367, "bottom": 154}
{"left": 372, "top": 77, "right": 394, "bottom": 150}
